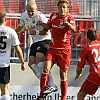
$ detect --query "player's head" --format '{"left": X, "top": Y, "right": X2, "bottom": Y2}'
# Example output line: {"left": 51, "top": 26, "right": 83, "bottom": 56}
{"left": 26, "top": 1, "right": 37, "bottom": 18}
{"left": 0, "top": 11, "right": 6, "bottom": 25}
{"left": 57, "top": 0, "right": 70, "bottom": 16}
{"left": 87, "top": 28, "right": 98, "bottom": 41}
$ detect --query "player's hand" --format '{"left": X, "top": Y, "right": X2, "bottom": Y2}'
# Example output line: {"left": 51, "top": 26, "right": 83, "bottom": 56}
{"left": 30, "top": 29, "right": 36, "bottom": 35}
{"left": 64, "top": 18, "right": 70, "bottom": 26}
{"left": 37, "top": 21, "right": 44, "bottom": 25}
{"left": 75, "top": 73, "right": 82, "bottom": 81}
{"left": 21, "top": 63, "right": 26, "bottom": 71}
{"left": 28, "top": 26, "right": 36, "bottom": 35}
{"left": 28, "top": 26, "right": 35, "bottom": 31}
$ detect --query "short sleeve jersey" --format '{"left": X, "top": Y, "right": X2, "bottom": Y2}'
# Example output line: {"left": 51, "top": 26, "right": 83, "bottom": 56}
{"left": 19, "top": 11, "right": 51, "bottom": 43}
{"left": 77, "top": 40, "right": 100, "bottom": 85}
{"left": 0, "top": 26, "right": 20, "bottom": 67}
{"left": 47, "top": 12, "right": 76, "bottom": 49}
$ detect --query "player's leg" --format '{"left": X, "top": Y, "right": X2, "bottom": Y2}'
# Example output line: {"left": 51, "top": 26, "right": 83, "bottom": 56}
{"left": 36, "top": 61, "right": 51, "bottom": 100}
{"left": 0, "top": 84, "right": 10, "bottom": 100}
{"left": 28, "top": 56, "right": 42, "bottom": 79}
{"left": 36, "top": 41, "right": 57, "bottom": 93}
{"left": 37, "top": 61, "right": 57, "bottom": 93}
{"left": 0, "top": 66, "right": 10, "bottom": 100}
{"left": 39, "top": 61, "right": 52, "bottom": 97}
{"left": 28, "top": 43, "right": 42, "bottom": 79}
{"left": 77, "top": 79, "right": 99, "bottom": 100}
{"left": 60, "top": 69, "right": 68, "bottom": 100}
{"left": 57, "top": 49, "right": 71, "bottom": 100}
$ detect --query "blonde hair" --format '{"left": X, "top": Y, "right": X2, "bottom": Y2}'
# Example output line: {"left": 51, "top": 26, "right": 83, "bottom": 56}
{"left": 0, "top": 11, "right": 6, "bottom": 24}
{"left": 26, "top": 1, "right": 37, "bottom": 9}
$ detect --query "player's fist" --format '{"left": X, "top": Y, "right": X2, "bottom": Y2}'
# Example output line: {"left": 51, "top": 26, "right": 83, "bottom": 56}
{"left": 75, "top": 73, "right": 82, "bottom": 81}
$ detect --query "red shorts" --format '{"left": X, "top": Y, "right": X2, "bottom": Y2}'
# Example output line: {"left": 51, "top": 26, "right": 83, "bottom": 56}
{"left": 79, "top": 79, "right": 99, "bottom": 95}
{"left": 45, "top": 48, "right": 71, "bottom": 70}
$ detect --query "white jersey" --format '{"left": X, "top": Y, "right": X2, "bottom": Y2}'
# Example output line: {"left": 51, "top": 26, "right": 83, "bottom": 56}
{"left": 0, "top": 26, "right": 20, "bottom": 67}
{"left": 19, "top": 11, "right": 51, "bottom": 43}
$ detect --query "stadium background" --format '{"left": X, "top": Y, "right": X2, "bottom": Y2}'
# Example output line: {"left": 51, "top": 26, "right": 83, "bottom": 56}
{"left": 0, "top": 0, "right": 100, "bottom": 62}
{"left": 0, "top": 0, "right": 100, "bottom": 100}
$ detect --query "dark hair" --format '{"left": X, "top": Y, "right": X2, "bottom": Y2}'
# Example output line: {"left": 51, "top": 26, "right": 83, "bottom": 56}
{"left": 87, "top": 28, "right": 98, "bottom": 41}
{"left": 57, "top": 0, "right": 70, "bottom": 8}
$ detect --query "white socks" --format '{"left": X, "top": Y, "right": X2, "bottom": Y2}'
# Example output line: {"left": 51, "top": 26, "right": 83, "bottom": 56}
{"left": 48, "top": 73, "right": 56, "bottom": 87}
{"left": 38, "top": 62, "right": 55, "bottom": 87}
{"left": 31, "top": 64, "right": 42, "bottom": 79}
{"left": 37, "top": 62, "right": 44, "bottom": 70}
{"left": 31, "top": 62, "right": 56, "bottom": 87}
{"left": 2, "top": 95, "right": 10, "bottom": 100}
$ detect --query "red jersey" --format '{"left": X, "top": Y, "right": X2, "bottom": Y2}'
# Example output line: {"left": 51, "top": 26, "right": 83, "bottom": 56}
{"left": 77, "top": 40, "right": 100, "bottom": 85}
{"left": 47, "top": 12, "right": 76, "bottom": 49}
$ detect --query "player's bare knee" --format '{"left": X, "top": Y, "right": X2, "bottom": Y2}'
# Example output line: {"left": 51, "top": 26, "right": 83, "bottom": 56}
{"left": 43, "top": 68, "right": 50, "bottom": 74}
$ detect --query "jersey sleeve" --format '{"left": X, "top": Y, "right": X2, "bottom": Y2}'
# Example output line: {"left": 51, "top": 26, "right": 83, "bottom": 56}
{"left": 19, "top": 14, "right": 25, "bottom": 26}
{"left": 68, "top": 15, "right": 76, "bottom": 27}
{"left": 47, "top": 13, "right": 54, "bottom": 28}
{"left": 77, "top": 47, "right": 88, "bottom": 68}
{"left": 39, "top": 13, "right": 48, "bottom": 23}
{"left": 11, "top": 29, "right": 20, "bottom": 46}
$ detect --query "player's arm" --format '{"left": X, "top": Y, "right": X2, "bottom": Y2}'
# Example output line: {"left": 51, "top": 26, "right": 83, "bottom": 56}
{"left": 64, "top": 16, "right": 76, "bottom": 32}
{"left": 75, "top": 66, "right": 82, "bottom": 81}
{"left": 37, "top": 21, "right": 51, "bottom": 30}
{"left": 15, "top": 26, "right": 24, "bottom": 34}
{"left": 65, "top": 22, "right": 76, "bottom": 32}
{"left": 14, "top": 45, "right": 26, "bottom": 71}
{"left": 29, "top": 27, "right": 49, "bottom": 35}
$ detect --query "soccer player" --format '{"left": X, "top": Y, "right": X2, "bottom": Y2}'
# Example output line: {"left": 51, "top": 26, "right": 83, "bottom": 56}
{"left": 36, "top": 0, "right": 76, "bottom": 100}
{"left": 75, "top": 28, "right": 100, "bottom": 100}
{"left": 15, "top": 1, "right": 57, "bottom": 92}
{"left": 0, "top": 11, "right": 26, "bottom": 100}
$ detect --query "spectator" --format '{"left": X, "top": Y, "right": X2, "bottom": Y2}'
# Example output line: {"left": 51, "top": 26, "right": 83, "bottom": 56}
{"left": 75, "top": 28, "right": 100, "bottom": 100}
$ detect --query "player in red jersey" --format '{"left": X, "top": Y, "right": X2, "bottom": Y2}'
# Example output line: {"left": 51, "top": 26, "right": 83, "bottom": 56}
{"left": 36, "top": 0, "right": 76, "bottom": 100}
{"left": 75, "top": 28, "right": 100, "bottom": 100}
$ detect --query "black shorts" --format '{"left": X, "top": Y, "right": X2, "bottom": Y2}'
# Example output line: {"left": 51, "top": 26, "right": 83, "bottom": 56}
{"left": 0, "top": 66, "right": 10, "bottom": 84}
{"left": 29, "top": 40, "right": 51, "bottom": 57}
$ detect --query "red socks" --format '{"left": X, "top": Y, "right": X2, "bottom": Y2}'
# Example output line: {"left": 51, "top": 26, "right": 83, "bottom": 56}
{"left": 60, "top": 80, "right": 68, "bottom": 100}
{"left": 40, "top": 73, "right": 49, "bottom": 96}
